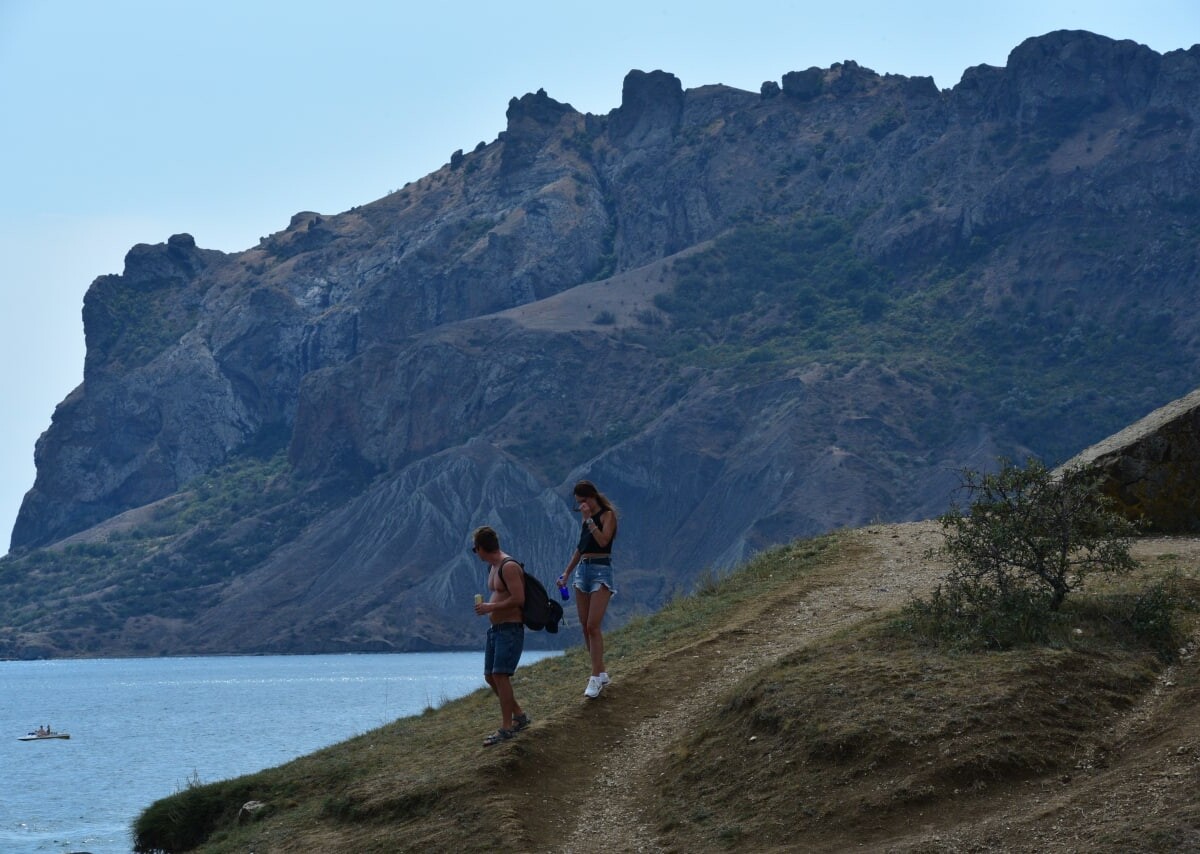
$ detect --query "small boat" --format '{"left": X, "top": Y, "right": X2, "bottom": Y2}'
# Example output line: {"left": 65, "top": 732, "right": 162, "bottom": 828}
{"left": 18, "top": 729, "right": 70, "bottom": 741}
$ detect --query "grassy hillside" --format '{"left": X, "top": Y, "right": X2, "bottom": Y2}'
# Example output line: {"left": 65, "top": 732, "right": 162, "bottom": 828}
{"left": 133, "top": 524, "right": 1200, "bottom": 853}
{"left": 642, "top": 213, "right": 1195, "bottom": 463}
{"left": 0, "top": 449, "right": 340, "bottom": 657}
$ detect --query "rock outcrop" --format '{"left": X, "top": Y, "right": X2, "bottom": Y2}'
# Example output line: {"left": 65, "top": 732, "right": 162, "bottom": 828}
{"left": 1064, "top": 389, "right": 1200, "bottom": 533}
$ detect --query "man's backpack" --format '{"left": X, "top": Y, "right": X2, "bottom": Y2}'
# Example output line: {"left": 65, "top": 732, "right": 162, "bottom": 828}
{"left": 499, "top": 559, "right": 564, "bottom": 633}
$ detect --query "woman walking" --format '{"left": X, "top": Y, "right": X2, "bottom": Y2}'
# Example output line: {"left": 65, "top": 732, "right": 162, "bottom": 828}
{"left": 557, "top": 480, "right": 619, "bottom": 698}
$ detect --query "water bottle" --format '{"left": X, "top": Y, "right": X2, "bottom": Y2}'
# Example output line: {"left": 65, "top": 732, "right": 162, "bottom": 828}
{"left": 558, "top": 582, "right": 570, "bottom": 601}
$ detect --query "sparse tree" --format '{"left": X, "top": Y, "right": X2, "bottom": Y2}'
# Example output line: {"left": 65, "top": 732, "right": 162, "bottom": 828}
{"left": 937, "top": 457, "right": 1139, "bottom": 611}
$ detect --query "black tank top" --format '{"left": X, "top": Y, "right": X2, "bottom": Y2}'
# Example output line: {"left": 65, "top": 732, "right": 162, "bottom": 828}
{"left": 577, "top": 510, "right": 612, "bottom": 554}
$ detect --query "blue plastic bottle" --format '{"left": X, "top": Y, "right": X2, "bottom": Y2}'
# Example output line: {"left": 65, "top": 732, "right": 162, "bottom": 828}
{"left": 558, "top": 582, "right": 570, "bottom": 601}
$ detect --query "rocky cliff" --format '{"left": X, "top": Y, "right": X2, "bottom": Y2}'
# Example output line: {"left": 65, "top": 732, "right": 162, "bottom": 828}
{"left": 1064, "top": 388, "right": 1200, "bottom": 532}
{"left": 4, "top": 30, "right": 1200, "bottom": 656}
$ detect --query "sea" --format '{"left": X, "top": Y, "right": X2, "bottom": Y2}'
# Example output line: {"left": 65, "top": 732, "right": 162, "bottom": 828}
{"left": 0, "top": 651, "right": 558, "bottom": 854}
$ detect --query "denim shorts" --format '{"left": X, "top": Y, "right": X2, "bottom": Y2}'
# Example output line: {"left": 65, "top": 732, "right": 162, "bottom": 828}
{"left": 574, "top": 558, "right": 618, "bottom": 595}
{"left": 484, "top": 622, "right": 524, "bottom": 676}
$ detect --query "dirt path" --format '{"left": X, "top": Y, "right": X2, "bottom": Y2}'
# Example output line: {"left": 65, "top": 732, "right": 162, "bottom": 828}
{"left": 515, "top": 525, "right": 1200, "bottom": 854}
{"left": 552, "top": 522, "right": 947, "bottom": 853}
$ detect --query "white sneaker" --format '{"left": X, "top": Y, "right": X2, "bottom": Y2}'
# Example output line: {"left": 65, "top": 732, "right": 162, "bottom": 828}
{"left": 584, "top": 676, "right": 603, "bottom": 698}
{"left": 598, "top": 672, "right": 611, "bottom": 686}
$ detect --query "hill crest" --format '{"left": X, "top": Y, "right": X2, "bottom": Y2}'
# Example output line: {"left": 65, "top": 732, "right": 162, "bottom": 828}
{"left": 134, "top": 522, "right": 1200, "bottom": 852}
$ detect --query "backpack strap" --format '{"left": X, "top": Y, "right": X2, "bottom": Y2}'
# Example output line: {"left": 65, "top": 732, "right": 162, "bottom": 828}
{"left": 496, "top": 558, "right": 524, "bottom": 592}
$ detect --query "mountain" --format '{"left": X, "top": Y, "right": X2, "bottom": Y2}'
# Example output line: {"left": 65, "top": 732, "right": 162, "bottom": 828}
{"left": 3, "top": 30, "right": 1200, "bottom": 658}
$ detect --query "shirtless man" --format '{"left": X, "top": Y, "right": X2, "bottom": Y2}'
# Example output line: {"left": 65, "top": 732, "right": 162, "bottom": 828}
{"left": 472, "top": 526, "right": 530, "bottom": 746}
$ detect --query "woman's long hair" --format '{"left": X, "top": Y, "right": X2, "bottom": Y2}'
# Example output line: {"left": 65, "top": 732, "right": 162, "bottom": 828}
{"left": 574, "top": 480, "right": 617, "bottom": 517}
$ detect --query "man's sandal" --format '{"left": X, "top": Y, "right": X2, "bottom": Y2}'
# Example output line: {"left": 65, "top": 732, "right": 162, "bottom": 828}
{"left": 483, "top": 728, "right": 515, "bottom": 746}
{"left": 512, "top": 712, "right": 531, "bottom": 732}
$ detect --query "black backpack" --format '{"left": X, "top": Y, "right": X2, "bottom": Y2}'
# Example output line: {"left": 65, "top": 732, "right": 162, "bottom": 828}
{"left": 498, "top": 559, "right": 564, "bottom": 633}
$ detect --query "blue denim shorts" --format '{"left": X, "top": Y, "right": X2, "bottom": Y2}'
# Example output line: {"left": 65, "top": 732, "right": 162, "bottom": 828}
{"left": 574, "top": 558, "right": 618, "bottom": 595}
{"left": 484, "top": 622, "right": 524, "bottom": 676}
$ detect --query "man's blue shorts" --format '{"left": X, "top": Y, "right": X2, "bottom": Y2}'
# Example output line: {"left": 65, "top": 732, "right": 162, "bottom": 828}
{"left": 484, "top": 622, "right": 524, "bottom": 676}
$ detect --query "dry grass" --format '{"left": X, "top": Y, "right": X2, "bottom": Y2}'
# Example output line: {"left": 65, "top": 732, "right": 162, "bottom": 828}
{"left": 135, "top": 526, "right": 1200, "bottom": 853}
{"left": 654, "top": 617, "right": 1169, "bottom": 851}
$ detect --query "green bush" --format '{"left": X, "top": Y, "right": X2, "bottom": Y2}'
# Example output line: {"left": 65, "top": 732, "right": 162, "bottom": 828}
{"left": 134, "top": 775, "right": 265, "bottom": 853}
{"left": 897, "top": 582, "right": 1064, "bottom": 650}
{"left": 934, "top": 457, "right": 1138, "bottom": 611}
{"left": 896, "top": 576, "right": 1190, "bottom": 658}
{"left": 899, "top": 457, "right": 1148, "bottom": 651}
{"left": 1123, "top": 577, "right": 1188, "bottom": 658}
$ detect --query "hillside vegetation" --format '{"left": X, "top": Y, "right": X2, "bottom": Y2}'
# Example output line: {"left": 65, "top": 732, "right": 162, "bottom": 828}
{"left": 0, "top": 449, "right": 345, "bottom": 657}
{"left": 134, "top": 524, "right": 1200, "bottom": 853}
{"left": 645, "top": 213, "right": 1186, "bottom": 461}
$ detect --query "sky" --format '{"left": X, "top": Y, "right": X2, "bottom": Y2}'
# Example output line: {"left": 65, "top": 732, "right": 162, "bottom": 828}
{"left": 1, "top": 0, "right": 1197, "bottom": 555}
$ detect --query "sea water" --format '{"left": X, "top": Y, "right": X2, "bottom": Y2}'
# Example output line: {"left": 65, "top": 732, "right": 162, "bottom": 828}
{"left": 0, "top": 651, "right": 556, "bottom": 853}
